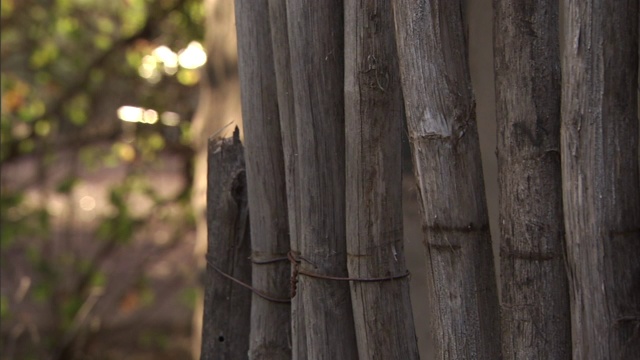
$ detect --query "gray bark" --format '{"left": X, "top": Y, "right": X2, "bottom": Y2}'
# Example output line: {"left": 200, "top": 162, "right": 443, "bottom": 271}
{"left": 235, "top": 1, "right": 291, "bottom": 359}
{"left": 201, "top": 131, "right": 251, "bottom": 360}
{"left": 267, "top": 0, "right": 307, "bottom": 358}
{"left": 493, "top": 1, "right": 571, "bottom": 359}
{"left": 285, "top": 0, "right": 359, "bottom": 358}
{"left": 560, "top": 1, "right": 640, "bottom": 359}
{"left": 392, "top": 1, "right": 502, "bottom": 358}
{"left": 344, "top": 1, "right": 420, "bottom": 359}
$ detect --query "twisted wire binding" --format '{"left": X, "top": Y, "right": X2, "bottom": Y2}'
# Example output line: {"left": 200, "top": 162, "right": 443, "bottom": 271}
{"left": 250, "top": 253, "right": 289, "bottom": 265}
{"left": 287, "top": 251, "right": 410, "bottom": 298}
{"left": 206, "top": 258, "right": 291, "bottom": 303}
{"left": 207, "top": 251, "right": 411, "bottom": 303}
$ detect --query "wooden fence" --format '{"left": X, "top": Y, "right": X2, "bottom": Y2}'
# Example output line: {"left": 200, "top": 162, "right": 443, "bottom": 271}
{"left": 200, "top": 1, "right": 639, "bottom": 359}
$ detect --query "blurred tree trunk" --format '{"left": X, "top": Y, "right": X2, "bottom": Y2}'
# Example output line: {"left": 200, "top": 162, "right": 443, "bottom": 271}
{"left": 267, "top": 0, "right": 307, "bottom": 358}
{"left": 392, "top": 1, "right": 502, "bottom": 358}
{"left": 285, "top": 0, "right": 359, "bottom": 358}
{"left": 235, "top": 0, "right": 291, "bottom": 358}
{"left": 344, "top": 1, "right": 419, "bottom": 359}
{"left": 560, "top": 1, "right": 640, "bottom": 358}
{"left": 190, "top": 0, "right": 240, "bottom": 358}
{"left": 493, "top": 1, "right": 571, "bottom": 359}
{"left": 201, "top": 132, "right": 252, "bottom": 360}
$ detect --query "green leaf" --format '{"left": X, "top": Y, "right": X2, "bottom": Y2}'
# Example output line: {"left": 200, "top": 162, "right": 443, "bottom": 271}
{"left": 1, "top": 0, "right": 14, "bottom": 18}
{"left": 90, "top": 270, "right": 107, "bottom": 287}
{"left": 0, "top": 225, "right": 17, "bottom": 249}
{"left": 25, "top": 245, "right": 42, "bottom": 266}
{"left": 1, "top": 192, "right": 24, "bottom": 209}
{"left": 18, "top": 139, "right": 35, "bottom": 154}
{"left": 30, "top": 40, "right": 60, "bottom": 69}
{"left": 176, "top": 68, "right": 199, "bottom": 86}
{"left": 34, "top": 120, "right": 52, "bottom": 137}
{"left": 32, "top": 282, "right": 53, "bottom": 303}
{"left": 108, "top": 188, "right": 125, "bottom": 209}
{"left": 55, "top": 16, "right": 79, "bottom": 35}
{"left": 179, "top": 287, "right": 197, "bottom": 310}
{"left": 187, "top": 1, "right": 204, "bottom": 24}
{"left": 0, "top": 295, "right": 9, "bottom": 320}
{"left": 96, "top": 16, "right": 115, "bottom": 34}
{"left": 55, "top": 0, "right": 72, "bottom": 13}
{"left": 56, "top": 177, "right": 77, "bottom": 194}
{"left": 60, "top": 295, "right": 83, "bottom": 330}
{"left": 93, "top": 34, "right": 112, "bottom": 50}
{"left": 147, "top": 132, "right": 165, "bottom": 151}
{"left": 35, "top": 208, "right": 50, "bottom": 234}
{"left": 96, "top": 211, "right": 140, "bottom": 244}
{"left": 139, "top": 286, "right": 155, "bottom": 306}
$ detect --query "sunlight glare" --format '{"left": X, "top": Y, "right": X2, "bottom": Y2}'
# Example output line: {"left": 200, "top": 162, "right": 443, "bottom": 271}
{"left": 153, "top": 45, "right": 179, "bottom": 75}
{"left": 117, "top": 105, "right": 144, "bottom": 123}
{"left": 143, "top": 109, "right": 158, "bottom": 124}
{"left": 178, "top": 41, "right": 207, "bottom": 69}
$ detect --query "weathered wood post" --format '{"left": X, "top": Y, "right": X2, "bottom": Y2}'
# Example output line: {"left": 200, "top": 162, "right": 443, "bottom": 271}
{"left": 392, "top": 1, "right": 502, "bottom": 358}
{"left": 285, "top": 0, "right": 359, "bottom": 357}
{"left": 493, "top": 1, "right": 571, "bottom": 358}
{"left": 190, "top": 0, "right": 240, "bottom": 356}
{"left": 201, "top": 131, "right": 251, "bottom": 360}
{"left": 344, "top": 1, "right": 420, "bottom": 358}
{"left": 560, "top": 1, "right": 640, "bottom": 358}
{"left": 235, "top": 1, "right": 291, "bottom": 358}
{"left": 267, "top": 0, "right": 307, "bottom": 358}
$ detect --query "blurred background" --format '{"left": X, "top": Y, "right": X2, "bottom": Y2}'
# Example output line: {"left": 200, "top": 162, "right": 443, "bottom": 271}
{"left": 1, "top": 0, "right": 504, "bottom": 359}
{"left": 1, "top": 0, "right": 240, "bottom": 358}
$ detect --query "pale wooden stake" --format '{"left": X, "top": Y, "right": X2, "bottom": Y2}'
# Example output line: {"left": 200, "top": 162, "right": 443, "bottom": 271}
{"left": 344, "top": 1, "right": 420, "bottom": 359}
{"left": 267, "top": 0, "right": 307, "bottom": 358}
{"left": 235, "top": 1, "right": 292, "bottom": 358}
{"left": 285, "top": 0, "right": 359, "bottom": 358}
{"left": 393, "top": 1, "right": 502, "bottom": 358}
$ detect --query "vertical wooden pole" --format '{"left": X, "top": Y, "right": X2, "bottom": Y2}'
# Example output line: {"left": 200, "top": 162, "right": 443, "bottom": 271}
{"left": 344, "top": 1, "right": 420, "bottom": 359}
{"left": 561, "top": 1, "right": 640, "bottom": 358}
{"left": 191, "top": 0, "right": 240, "bottom": 356}
{"left": 493, "top": 1, "right": 571, "bottom": 358}
{"left": 285, "top": 0, "right": 359, "bottom": 358}
{"left": 392, "top": 1, "right": 502, "bottom": 358}
{"left": 235, "top": 1, "right": 291, "bottom": 358}
{"left": 201, "top": 131, "right": 251, "bottom": 360}
{"left": 267, "top": 0, "right": 307, "bottom": 358}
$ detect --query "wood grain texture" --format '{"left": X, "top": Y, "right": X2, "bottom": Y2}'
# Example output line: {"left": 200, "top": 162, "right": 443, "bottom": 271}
{"left": 201, "top": 132, "right": 251, "bottom": 360}
{"left": 560, "top": 1, "right": 640, "bottom": 358}
{"left": 493, "top": 1, "right": 571, "bottom": 359}
{"left": 235, "top": 1, "right": 291, "bottom": 358}
{"left": 285, "top": 0, "right": 359, "bottom": 358}
{"left": 267, "top": 0, "right": 307, "bottom": 358}
{"left": 393, "top": 1, "right": 502, "bottom": 358}
{"left": 191, "top": 1, "right": 240, "bottom": 356}
{"left": 344, "top": 1, "right": 419, "bottom": 359}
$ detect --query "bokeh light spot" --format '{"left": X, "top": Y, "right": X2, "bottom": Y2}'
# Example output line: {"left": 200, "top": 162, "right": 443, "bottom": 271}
{"left": 79, "top": 195, "right": 96, "bottom": 211}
